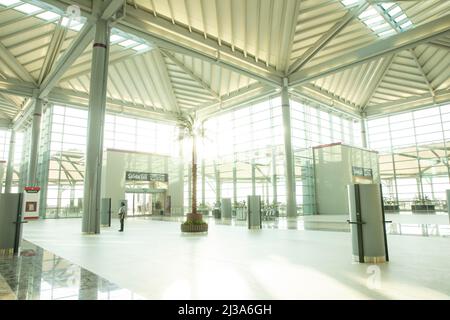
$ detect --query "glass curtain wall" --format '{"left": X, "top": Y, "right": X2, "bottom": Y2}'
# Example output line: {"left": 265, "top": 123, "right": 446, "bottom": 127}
{"left": 46, "top": 105, "right": 86, "bottom": 218}
{"left": 11, "top": 131, "right": 24, "bottom": 192}
{"left": 290, "top": 97, "right": 361, "bottom": 215}
{"left": 367, "top": 103, "right": 450, "bottom": 212}
{"left": 199, "top": 96, "right": 283, "bottom": 214}
{"left": 198, "top": 95, "right": 362, "bottom": 216}
{"left": 39, "top": 104, "right": 178, "bottom": 218}
{"left": 0, "top": 129, "right": 10, "bottom": 192}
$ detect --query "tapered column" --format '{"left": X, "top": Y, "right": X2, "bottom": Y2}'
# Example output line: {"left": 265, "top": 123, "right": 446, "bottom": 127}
{"left": 281, "top": 79, "right": 297, "bottom": 217}
{"left": 82, "top": 19, "right": 110, "bottom": 234}
{"left": 361, "top": 113, "right": 368, "bottom": 148}
{"left": 27, "top": 98, "right": 43, "bottom": 186}
{"left": 4, "top": 130, "right": 15, "bottom": 193}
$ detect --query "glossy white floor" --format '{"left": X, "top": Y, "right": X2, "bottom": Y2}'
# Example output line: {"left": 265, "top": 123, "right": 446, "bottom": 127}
{"left": 23, "top": 217, "right": 450, "bottom": 300}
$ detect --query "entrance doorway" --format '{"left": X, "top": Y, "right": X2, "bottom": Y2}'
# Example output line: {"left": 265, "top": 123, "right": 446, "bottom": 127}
{"left": 125, "top": 193, "right": 152, "bottom": 216}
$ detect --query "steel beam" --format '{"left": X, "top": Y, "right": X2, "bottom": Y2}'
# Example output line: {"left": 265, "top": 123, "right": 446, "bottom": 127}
{"left": 38, "top": 18, "right": 67, "bottom": 85}
{"left": 101, "top": 0, "right": 125, "bottom": 20}
{"left": 121, "top": 3, "right": 281, "bottom": 79}
{"left": 197, "top": 83, "right": 275, "bottom": 120}
{"left": 13, "top": 98, "right": 34, "bottom": 130}
{"left": 289, "top": 13, "right": 450, "bottom": 86}
{"left": 429, "top": 41, "right": 450, "bottom": 51}
{"left": 294, "top": 84, "right": 360, "bottom": 116}
{"left": 361, "top": 53, "right": 395, "bottom": 110}
{"left": 288, "top": 2, "right": 370, "bottom": 75}
{"left": 119, "top": 24, "right": 282, "bottom": 88}
{"left": 0, "top": 41, "right": 35, "bottom": 84}
{"left": 161, "top": 50, "right": 220, "bottom": 100}
{"left": 365, "top": 89, "right": 450, "bottom": 117}
{"left": 39, "top": 19, "right": 96, "bottom": 99}
{"left": 0, "top": 79, "right": 35, "bottom": 97}
{"left": 36, "top": 0, "right": 282, "bottom": 87}
{"left": 410, "top": 49, "right": 435, "bottom": 98}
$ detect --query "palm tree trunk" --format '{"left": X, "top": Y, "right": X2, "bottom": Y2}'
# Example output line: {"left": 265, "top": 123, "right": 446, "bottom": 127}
{"left": 192, "top": 135, "right": 197, "bottom": 215}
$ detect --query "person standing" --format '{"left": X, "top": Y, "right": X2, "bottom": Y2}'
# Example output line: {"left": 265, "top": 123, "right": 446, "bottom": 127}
{"left": 118, "top": 202, "right": 126, "bottom": 232}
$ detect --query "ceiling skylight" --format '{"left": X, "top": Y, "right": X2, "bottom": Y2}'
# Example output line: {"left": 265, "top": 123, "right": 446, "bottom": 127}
{"left": 4, "top": 1, "right": 153, "bottom": 55}
{"left": 110, "top": 34, "right": 125, "bottom": 43}
{"left": 400, "top": 21, "right": 413, "bottom": 30}
{"left": 111, "top": 28, "right": 153, "bottom": 52}
{"left": 380, "top": 3, "right": 394, "bottom": 11}
{"left": 0, "top": 0, "right": 22, "bottom": 6}
{"left": 387, "top": 5, "right": 402, "bottom": 16}
{"left": 14, "top": 3, "right": 41, "bottom": 14}
{"left": 341, "top": 0, "right": 359, "bottom": 7}
{"left": 118, "top": 39, "right": 139, "bottom": 48}
{"left": 132, "top": 44, "right": 150, "bottom": 51}
{"left": 340, "top": 0, "right": 415, "bottom": 38}
{"left": 365, "top": 16, "right": 384, "bottom": 25}
{"left": 379, "top": 3, "right": 414, "bottom": 31}
{"left": 36, "top": 11, "right": 60, "bottom": 21}
{"left": 359, "top": 7, "right": 378, "bottom": 20}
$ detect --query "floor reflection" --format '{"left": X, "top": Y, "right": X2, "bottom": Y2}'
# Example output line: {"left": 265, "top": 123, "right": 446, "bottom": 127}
{"left": 145, "top": 216, "right": 450, "bottom": 237}
{"left": 0, "top": 240, "right": 144, "bottom": 300}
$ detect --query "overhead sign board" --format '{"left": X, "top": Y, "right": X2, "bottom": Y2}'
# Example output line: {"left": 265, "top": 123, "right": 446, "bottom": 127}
{"left": 352, "top": 166, "right": 373, "bottom": 178}
{"left": 125, "top": 171, "right": 168, "bottom": 182}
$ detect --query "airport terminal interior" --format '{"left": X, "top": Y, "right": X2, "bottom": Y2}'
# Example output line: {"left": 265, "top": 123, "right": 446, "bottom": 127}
{"left": 0, "top": 0, "right": 449, "bottom": 300}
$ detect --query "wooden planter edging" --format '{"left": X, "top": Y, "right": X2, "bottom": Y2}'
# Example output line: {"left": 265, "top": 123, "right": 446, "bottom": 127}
{"left": 181, "top": 224, "right": 208, "bottom": 233}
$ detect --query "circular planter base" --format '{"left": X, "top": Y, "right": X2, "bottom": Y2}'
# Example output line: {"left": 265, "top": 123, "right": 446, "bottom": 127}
{"left": 181, "top": 223, "right": 208, "bottom": 233}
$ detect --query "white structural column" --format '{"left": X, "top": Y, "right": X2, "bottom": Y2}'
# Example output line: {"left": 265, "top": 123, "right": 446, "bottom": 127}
{"left": 281, "top": 79, "right": 297, "bottom": 217}
{"left": 361, "top": 113, "right": 368, "bottom": 148}
{"left": 27, "top": 98, "right": 44, "bottom": 186}
{"left": 251, "top": 160, "right": 256, "bottom": 196}
{"left": 82, "top": 19, "right": 111, "bottom": 234}
{"left": 232, "top": 162, "right": 237, "bottom": 205}
{"left": 214, "top": 162, "right": 221, "bottom": 204}
{"left": 0, "top": 161, "right": 5, "bottom": 194}
{"left": 4, "top": 130, "right": 15, "bottom": 193}
{"left": 272, "top": 147, "right": 277, "bottom": 206}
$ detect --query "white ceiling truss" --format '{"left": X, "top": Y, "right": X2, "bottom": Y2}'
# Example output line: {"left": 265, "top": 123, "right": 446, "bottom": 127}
{"left": 0, "top": 0, "right": 448, "bottom": 129}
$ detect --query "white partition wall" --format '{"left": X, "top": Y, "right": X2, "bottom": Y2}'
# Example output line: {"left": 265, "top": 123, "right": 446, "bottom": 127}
{"left": 102, "top": 149, "right": 183, "bottom": 216}
{"left": 313, "top": 143, "right": 379, "bottom": 215}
